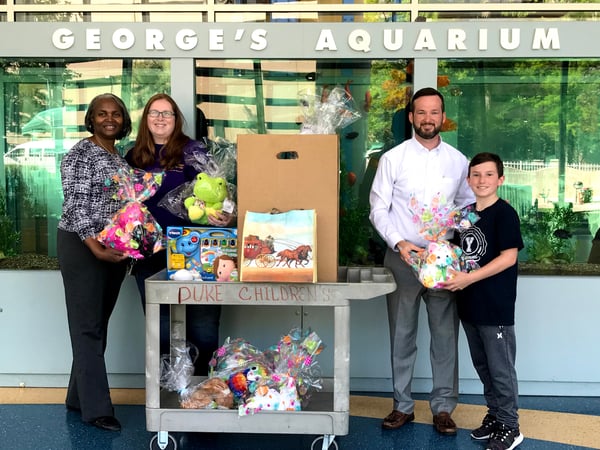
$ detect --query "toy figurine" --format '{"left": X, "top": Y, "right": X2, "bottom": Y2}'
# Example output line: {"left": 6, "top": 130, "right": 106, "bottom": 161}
{"left": 213, "top": 254, "right": 238, "bottom": 282}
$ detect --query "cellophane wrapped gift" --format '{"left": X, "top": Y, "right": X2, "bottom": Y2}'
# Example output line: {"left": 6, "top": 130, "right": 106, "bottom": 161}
{"left": 209, "top": 337, "right": 270, "bottom": 380}
{"left": 406, "top": 193, "right": 479, "bottom": 289}
{"left": 238, "top": 373, "right": 301, "bottom": 416}
{"left": 209, "top": 337, "right": 273, "bottom": 407}
{"left": 158, "top": 139, "right": 237, "bottom": 225}
{"left": 159, "top": 323, "right": 235, "bottom": 410}
{"left": 97, "top": 167, "right": 163, "bottom": 259}
{"left": 207, "top": 329, "right": 325, "bottom": 416}
{"left": 262, "top": 328, "right": 324, "bottom": 407}
{"left": 238, "top": 328, "right": 324, "bottom": 416}
{"left": 298, "top": 85, "right": 361, "bottom": 134}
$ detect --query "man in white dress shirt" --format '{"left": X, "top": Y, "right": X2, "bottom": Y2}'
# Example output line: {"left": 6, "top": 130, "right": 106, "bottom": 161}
{"left": 369, "top": 87, "right": 475, "bottom": 435}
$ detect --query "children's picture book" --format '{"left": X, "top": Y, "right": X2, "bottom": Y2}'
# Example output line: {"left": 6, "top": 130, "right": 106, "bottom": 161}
{"left": 240, "top": 209, "right": 316, "bottom": 283}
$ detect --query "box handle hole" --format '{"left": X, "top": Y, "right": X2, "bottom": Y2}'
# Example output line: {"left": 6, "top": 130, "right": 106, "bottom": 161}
{"left": 276, "top": 150, "right": 299, "bottom": 160}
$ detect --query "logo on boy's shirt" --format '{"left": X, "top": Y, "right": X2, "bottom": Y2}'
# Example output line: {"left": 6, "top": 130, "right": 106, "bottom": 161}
{"left": 459, "top": 226, "right": 487, "bottom": 270}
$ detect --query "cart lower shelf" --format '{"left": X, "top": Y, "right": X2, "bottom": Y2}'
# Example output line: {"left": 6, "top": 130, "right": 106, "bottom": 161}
{"left": 148, "top": 389, "right": 344, "bottom": 449}
{"left": 147, "top": 389, "right": 346, "bottom": 435}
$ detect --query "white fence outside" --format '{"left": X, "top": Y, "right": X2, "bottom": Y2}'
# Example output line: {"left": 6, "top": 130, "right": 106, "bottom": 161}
{"left": 503, "top": 160, "right": 600, "bottom": 206}
{"left": 505, "top": 160, "right": 600, "bottom": 172}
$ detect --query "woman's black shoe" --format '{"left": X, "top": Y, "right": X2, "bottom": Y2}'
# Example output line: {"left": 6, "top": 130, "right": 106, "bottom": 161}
{"left": 89, "top": 416, "right": 121, "bottom": 432}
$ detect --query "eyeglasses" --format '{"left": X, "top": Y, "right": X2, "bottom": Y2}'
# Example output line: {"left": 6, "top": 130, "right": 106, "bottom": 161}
{"left": 148, "top": 110, "right": 176, "bottom": 119}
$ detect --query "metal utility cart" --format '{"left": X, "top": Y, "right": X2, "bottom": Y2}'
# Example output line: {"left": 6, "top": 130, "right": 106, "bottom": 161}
{"left": 145, "top": 266, "right": 396, "bottom": 450}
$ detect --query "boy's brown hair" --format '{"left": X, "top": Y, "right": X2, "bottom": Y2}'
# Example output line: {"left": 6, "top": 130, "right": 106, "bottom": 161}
{"left": 469, "top": 152, "right": 504, "bottom": 177}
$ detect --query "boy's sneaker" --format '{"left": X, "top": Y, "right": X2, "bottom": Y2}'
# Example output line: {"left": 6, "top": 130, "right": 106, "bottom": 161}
{"left": 486, "top": 423, "right": 524, "bottom": 450}
{"left": 471, "top": 414, "right": 497, "bottom": 440}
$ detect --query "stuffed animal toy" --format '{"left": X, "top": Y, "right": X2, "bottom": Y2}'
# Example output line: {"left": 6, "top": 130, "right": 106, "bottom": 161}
{"left": 180, "top": 377, "right": 234, "bottom": 409}
{"left": 239, "top": 375, "right": 302, "bottom": 416}
{"left": 228, "top": 371, "right": 249, "bottom": 400}
{"left": 417, "top": 240, "right": 463, "bottom": 289}
{"left": 228, "top": 364, "right": 269, "bottom": 403}
{"left": 183, "top": 172, "right": 228, "bottom": 224}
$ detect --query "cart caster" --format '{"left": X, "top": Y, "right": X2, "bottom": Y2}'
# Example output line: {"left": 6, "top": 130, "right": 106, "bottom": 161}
{"left": 311, "top": 434, "right": 338, "bottom": 450}
{"left": 149, "top": 432, "right": 177, "bottom": 450}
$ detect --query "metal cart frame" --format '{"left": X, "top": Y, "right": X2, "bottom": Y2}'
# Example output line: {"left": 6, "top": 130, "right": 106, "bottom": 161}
{"left": 145, "top": 266, "right": 396, "bottom": 450}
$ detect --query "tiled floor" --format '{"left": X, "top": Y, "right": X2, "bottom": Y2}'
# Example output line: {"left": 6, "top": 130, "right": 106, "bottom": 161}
{"left": 1, "top": 388, "right": 599, "bottom": 450}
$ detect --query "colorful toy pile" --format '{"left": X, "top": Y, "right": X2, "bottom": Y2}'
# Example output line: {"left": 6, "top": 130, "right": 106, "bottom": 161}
{"left": 97, "top": 168, "right": 164, "bottom": 259}
{"left": 407, "top": 193, "right": 479, "bottom": 288}
{"left": 298, "top": 85, "right": 361, "bottom": 134}
{"left": 160, "top": 329, "right": 325, "bottom": 416}
{"left": 210, "top": 329, "right": 325, "bottom": 416}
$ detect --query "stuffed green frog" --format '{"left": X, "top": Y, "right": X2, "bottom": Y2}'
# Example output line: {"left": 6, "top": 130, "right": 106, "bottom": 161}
{"left": 184, "top": 172, "right": 228, "bottom": 224}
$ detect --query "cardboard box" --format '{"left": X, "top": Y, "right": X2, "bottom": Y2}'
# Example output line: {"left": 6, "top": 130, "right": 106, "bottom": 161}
{"left": 237, "top": 134, "right": 339, "bottom": 282}
{"left": 166, "top": 226, "right": 238, "bottom": 281}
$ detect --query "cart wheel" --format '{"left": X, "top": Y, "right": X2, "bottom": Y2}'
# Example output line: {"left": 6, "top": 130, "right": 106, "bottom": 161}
{"left": 311, "top": 435, "right": 338, "bottom": 450}
{"left": 256, "top": 254, "right": 272, "bottom": 268}
{"left": 265, "top": 254, "right": 276, "bottom": 268}
{"left": 149, "top": 433, "right": 177, "bottom": 450}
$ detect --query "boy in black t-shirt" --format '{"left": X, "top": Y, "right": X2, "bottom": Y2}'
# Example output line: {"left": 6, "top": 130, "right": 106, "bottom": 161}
{"left": 442, "top": 152, "right": 524, "bottom": 450}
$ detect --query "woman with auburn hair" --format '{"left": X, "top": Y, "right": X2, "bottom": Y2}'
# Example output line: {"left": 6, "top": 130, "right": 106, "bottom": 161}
{"left": 126, "top": 93, "right": 234, "bottom": 375}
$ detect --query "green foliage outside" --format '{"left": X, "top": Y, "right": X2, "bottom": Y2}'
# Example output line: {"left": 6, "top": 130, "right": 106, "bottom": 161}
{"left": 2, "top": 60, "right": 79, "bottom": 140}
{"left": 0, "top": 188, "right": 20, "bottom": 258}
{"left": 338, "top": 164, "right": 374, "bottom": 266}
{"left": 438, "top": 59, "right": 600, "bottom": 165}
{"left": 366, "top": 60, "right": 411, "bottom": 151}
{"left": 521, "top": 202, "right": 578, "bottom": 264}
{"left": 129, "top": 60, "right": 171, "bottom": 121}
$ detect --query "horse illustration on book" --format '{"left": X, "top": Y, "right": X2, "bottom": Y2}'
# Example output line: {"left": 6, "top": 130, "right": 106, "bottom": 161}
{"left": 276, "top": 244, "right": 312, "bottom": 268}
{"left": 243, "top": 235, "right": 312, "bottom": 269}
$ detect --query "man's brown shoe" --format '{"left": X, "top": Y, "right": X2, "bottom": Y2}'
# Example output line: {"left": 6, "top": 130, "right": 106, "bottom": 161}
{"left": 382, "top": 410, "right": 415, "bottom": 430}
{"left": 433, "top": 412, "right": 457, "bottom": 435}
